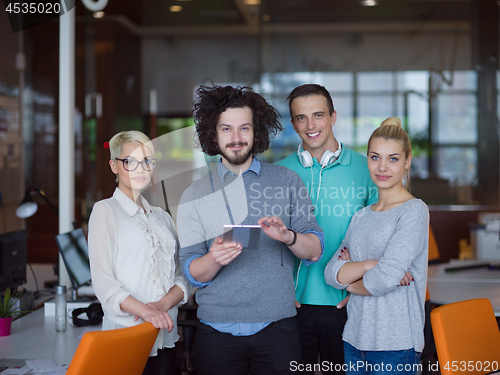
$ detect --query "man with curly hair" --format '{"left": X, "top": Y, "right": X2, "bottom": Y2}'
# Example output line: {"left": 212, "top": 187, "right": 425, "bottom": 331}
{"left": 177, "top": 84, "right": 324, "bottom": 375}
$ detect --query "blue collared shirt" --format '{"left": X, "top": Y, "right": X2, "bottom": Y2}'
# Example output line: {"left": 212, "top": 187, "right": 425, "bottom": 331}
{"left": 217, "top": 156, "right": 261, "bottom": 182}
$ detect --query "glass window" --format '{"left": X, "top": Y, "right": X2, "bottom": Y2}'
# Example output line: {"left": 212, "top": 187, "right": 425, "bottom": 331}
{"left": 397, "top": 71, "right": 429, "bottom": 92}
{"left": 358, "top": 72, "right": 394, "bottom": 92}
{"left": 406, "top": 93, "right": 429, "bottom": 134}
{"left": 322, "top": 73, "right": 353, "bottom": 92}
{"left": 435, "top": 93, "right": 477, "bottom": 144}
{"left": 436, "top": 146, "right": 477, "bottom": 186}
{"left": 441, "top": 71, "right": 476, "bottom": 91}
{"left": 262, "top": 69, "right": 480, "bottom": 203}
{"left": 357, "top": 95, "right": 393, "bottom": 148}
{"left": 332, "top": 95, "right": 354, "bottom": 146}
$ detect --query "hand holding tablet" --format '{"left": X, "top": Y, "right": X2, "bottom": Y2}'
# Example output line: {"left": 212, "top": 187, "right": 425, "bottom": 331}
{"left": 222, "top": 225, "right": 261, "bottom": 250}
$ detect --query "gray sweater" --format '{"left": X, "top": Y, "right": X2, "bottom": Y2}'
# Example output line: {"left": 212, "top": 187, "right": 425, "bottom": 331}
{"left": 325, "top": 199, "right": 429, "bottom": 352}
{"left": 177, "top": 160, "right": 322, "bottom": 323}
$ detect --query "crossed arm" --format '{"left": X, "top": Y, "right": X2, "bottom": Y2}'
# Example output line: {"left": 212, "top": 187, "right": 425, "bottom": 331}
{"left": 336, "top": 249, "right": 413, "bottom": 296}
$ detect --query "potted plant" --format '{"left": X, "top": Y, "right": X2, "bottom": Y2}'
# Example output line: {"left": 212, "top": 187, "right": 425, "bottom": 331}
{"left": 0, "top": 288, "right": 28, "bottom": 336}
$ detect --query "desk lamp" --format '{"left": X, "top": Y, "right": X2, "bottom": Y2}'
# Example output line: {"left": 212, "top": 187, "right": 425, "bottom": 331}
{"left": 15, "top": 187, "right": 60, "bottom": 292}
{"left": 15, "top": 187, "right": 59, "bottom": 219}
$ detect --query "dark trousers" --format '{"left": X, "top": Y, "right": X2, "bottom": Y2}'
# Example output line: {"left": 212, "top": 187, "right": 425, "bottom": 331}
{"left": 422, "top": 300, "right": 436, "bottom": 359}
{"left": 193, "top": 317, "right": 302, "bottom": 375}
{"left": 142, "top": 346, "right": 176, "bottom": 375}
{"left": 295, "top": 304, "right": 347, "bottom": 375}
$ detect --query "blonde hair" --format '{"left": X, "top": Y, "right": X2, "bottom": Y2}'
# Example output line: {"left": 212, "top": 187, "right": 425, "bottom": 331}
{"left": 109, "top": 130, "right": 154, "bottom": 160}
{"left": 367, "top": 117, "right": 412, "bottom": 190}
{"left": 109, "top": 131, "right": 154, "bottom": 183}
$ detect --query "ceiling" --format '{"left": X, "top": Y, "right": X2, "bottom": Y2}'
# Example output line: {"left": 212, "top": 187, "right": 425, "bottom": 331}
{"left": 85, "top": 0, "right": 473, "bottom": 36}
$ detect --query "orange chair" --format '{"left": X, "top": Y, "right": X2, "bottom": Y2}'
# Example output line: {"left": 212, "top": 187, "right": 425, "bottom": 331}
{"left": 423, "top": 225, "right": 440, "bottom": 359}
{"left": 430, "top": 298, "right": 500, "bottom": 375}
{"left": 428, "top": 224, "right": 440, "bottom": 264}
{"left": 66, "top": 322, "right": 159, "bottom": 375}
{"left": 426, "top": 224, "right": 440, "bottom": 302}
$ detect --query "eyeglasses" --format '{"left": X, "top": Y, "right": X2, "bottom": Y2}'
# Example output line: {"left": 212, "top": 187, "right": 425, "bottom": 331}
{"left": 115, "top": 157, "right": 157, "bottom": 172}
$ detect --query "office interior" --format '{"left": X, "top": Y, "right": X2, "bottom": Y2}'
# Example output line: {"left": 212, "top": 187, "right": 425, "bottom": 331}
{"left": 0, "top": 0, "right": 499, "bottom": 324}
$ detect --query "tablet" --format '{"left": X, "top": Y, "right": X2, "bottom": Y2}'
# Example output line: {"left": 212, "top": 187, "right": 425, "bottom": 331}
{"left": 222, "top": 225, "right": 261, "bottom": 250}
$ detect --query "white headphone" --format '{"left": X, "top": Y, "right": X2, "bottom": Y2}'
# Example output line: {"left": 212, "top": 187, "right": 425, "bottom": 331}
{"left": 294, "top": 142, "right": 341, "bottom": 291}
{"left": 297, "top": 143, "right": 342, "bottom": 168}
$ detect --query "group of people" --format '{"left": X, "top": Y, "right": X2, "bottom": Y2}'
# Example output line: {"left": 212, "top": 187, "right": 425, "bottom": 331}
{"left": 88, "top": 83, "right": 429, "bottom": 375}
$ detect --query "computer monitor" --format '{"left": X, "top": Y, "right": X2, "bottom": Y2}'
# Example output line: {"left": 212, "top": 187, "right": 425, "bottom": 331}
{"left": 0, "top": 230, "right": 27, "bottom": 292}
{"left": 55, "top": 228, "right": 92, "bottom": 300}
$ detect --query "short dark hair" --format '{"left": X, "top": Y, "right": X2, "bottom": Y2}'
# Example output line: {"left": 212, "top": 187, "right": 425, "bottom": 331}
{"left": 287, "top": 84, "right": 335, "bottom": 118}
{"left": 193, "top": 85, "right": 282, "bottom": 156}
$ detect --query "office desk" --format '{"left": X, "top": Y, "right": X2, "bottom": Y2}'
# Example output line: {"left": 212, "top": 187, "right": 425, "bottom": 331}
{"left": 0, "top": 308, "right": 100, "bottom": 365}
{"left": 428, "top": 260, "right": 500, "bottom": 316}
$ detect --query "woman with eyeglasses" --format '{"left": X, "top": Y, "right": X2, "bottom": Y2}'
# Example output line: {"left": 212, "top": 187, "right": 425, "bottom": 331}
{"left": 88, "top": 130, "right": 191, "bottom": 375}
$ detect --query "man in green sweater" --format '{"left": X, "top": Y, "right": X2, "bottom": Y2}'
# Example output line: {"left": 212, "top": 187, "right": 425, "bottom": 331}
{"left": 276, "top": 84, "right": 377, "bottom": 374}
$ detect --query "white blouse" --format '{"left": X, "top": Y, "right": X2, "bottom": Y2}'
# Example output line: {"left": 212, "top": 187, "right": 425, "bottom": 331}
{"left": 88, "top": 188, "right": 191, "bottom": 355}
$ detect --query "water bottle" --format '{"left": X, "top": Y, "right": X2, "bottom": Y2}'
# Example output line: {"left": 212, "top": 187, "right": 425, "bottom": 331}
{"left": 54, "top": 285, "right": 67, "bottom": 332}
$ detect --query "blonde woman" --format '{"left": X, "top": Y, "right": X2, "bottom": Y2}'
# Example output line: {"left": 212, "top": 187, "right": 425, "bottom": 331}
{"left": 325, "top": 117, "right": 428, "bottom": 375}
{"left": 88, "top": 130, "right": 191, "bottom": 375}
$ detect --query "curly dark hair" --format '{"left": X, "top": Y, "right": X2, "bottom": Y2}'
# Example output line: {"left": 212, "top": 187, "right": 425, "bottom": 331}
{"left": 193, "top": 85, "right": 282, "bottom": 156}
{"left": 287, "top": 84, "right": 335, "bottom": 118}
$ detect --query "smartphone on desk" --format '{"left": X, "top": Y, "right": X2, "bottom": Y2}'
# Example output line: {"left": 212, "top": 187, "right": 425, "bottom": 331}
{"left": 223, "top": 225, "right": 261, "bottom": 250}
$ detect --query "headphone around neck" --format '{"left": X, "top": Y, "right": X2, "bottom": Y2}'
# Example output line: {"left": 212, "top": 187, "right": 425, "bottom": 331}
{"left": 297, "top": 142, "right": 342, "bottom": 168}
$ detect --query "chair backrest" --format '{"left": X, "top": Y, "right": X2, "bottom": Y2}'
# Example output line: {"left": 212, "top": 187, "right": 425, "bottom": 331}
{"left": 431, "top": 298, "right": 500, "bottom": 375}
{"left": 66, "top": 322, "right": 159, "bottom": 375}
{"left": 426, "top": 224, "right": 440, "bottom": 302}
{"left": 428, "top": 225, "right": 440, "bottom": 263}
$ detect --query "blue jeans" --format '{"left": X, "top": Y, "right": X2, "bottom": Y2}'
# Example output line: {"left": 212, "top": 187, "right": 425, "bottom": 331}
{"left": 344, "top": 342, "right": 421, "bottom": 375}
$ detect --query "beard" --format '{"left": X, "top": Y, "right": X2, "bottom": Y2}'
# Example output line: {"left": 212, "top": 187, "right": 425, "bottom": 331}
{"left": 220, "top": 142, "right": 253, "bottom": 166}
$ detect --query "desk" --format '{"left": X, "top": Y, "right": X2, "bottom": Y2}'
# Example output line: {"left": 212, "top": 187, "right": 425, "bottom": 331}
{"left": 0, "top": 308, "right": 100, "bottom": 365}
{"left": 428, "top": 260, "right": 500, "bottom": 316}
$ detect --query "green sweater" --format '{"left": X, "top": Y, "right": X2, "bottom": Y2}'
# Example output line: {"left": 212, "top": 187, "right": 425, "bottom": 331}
{"left": 276, "top": 144, "right": 377, "bottom": 306}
